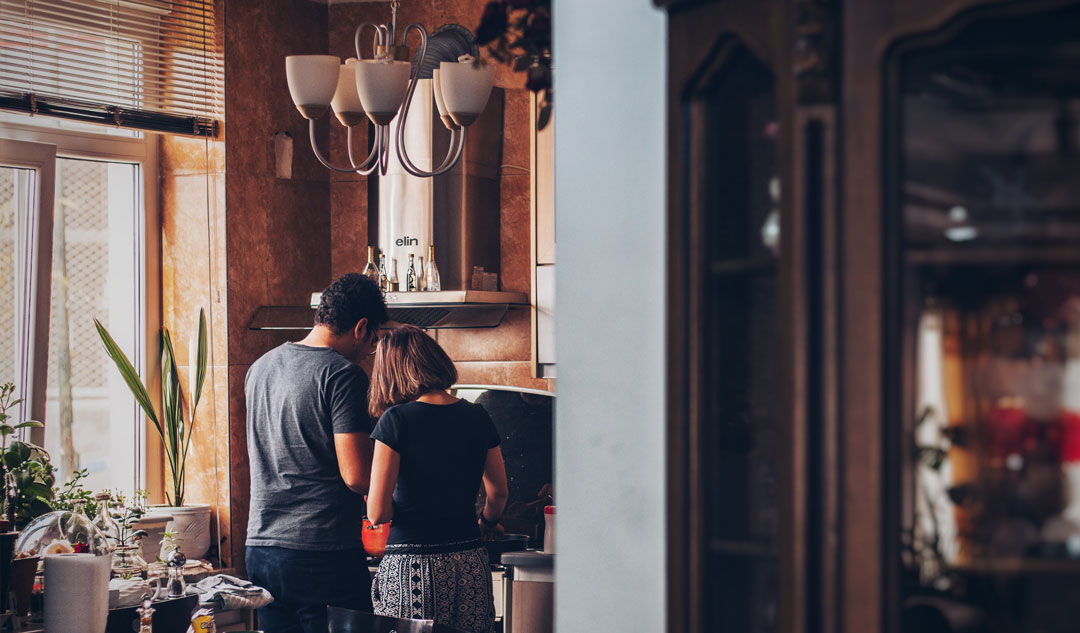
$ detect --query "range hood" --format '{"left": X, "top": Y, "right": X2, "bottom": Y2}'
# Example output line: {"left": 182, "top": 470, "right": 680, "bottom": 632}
{"left": 250, "top": 290, "right": 527, "bottom": 331}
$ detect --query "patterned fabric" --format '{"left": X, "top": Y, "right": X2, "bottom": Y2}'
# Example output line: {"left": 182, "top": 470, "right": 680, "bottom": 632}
{"left": 372, "top": 545, "right": 495, "bottom": 633}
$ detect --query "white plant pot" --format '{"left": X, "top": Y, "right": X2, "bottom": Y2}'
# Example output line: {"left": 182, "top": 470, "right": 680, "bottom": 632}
{"left": 149, "top": 504, "right": 212, "bottom": 561}
{"left": 134, "top": 512, "right": 172, "bottom": 564}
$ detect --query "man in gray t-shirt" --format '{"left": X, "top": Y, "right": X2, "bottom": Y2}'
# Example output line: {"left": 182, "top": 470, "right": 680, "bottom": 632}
{"left": 245, "top": 273, "right": 387, "bottom": 633}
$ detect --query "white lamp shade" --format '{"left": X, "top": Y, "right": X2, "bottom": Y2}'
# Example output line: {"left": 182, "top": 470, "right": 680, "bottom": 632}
{"left": 354, "top": 60, "right": 411, "bottom": 125}
{"left": 432, "top": 68, "right": 460, "bottom": 130}
{"left": 437, "top": 60, "right": 495, "bottom": 127}
{"left": 331, "top": 59, "right": 366, "bottom": 126}
{"left": 432, "top": 68, "right": 448, "bottom": 116}
{"left": 285, "top": 55, "right": 341, "bottom": 119}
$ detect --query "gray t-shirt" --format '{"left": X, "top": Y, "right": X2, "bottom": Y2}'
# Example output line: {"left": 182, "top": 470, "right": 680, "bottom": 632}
{"left": 245, "top": 342, "right": 373, "bottom": 550}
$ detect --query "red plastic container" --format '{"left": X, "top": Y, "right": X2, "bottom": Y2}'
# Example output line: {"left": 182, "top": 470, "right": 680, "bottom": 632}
{"left": 362, "top": 519, "right": 390, "bottom": 557}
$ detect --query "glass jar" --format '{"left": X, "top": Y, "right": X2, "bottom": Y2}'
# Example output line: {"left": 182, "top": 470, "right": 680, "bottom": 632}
{"left": 112, "top": 544, "right": 148, "bottom": 579}
{"left": 92, "top": 493, "right": 121, "bottom": 548}
{"left": 15, "top": 508, "right": 111, "bottom": 558}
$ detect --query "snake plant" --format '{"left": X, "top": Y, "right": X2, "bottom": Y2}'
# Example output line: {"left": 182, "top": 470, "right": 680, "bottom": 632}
{"left": 95, "top": 310, "right": 207, "bottom": 507}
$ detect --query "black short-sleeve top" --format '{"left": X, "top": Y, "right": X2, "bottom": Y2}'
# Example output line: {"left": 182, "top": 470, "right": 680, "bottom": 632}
{"left": 370, "top": 399, "right": 501, "bottom": 549}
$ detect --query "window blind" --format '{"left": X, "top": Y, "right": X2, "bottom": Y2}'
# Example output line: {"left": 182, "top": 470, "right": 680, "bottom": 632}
{"left": 0, "top": 0, "right": 221, "bottom": 136}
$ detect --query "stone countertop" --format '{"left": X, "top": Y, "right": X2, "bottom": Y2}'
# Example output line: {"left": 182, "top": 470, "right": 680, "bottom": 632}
{"left": 499, "top": 550, "right": 553, "bottom": 568}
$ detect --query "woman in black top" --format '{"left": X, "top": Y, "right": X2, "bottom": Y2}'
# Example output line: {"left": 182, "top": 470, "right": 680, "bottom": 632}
{"left": 367, "top": 325, "right": 509, "bottom": 633}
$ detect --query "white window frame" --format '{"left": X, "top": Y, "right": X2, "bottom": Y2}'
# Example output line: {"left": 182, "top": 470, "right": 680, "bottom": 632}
{"left": 0, "top": 117, "right": 160, "bottom": 495}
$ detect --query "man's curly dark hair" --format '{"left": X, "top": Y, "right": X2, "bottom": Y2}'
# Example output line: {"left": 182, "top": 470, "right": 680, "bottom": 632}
{"left": 314, "top": 273, "right": 388, "bottom": 335}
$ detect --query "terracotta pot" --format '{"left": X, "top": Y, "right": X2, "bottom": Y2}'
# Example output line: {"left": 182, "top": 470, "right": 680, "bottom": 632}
{"left": 10, "top": 556, "right": 37, "bottom": 616}
{"left": 362, "top": 519, "right": 389, "bottom": 557}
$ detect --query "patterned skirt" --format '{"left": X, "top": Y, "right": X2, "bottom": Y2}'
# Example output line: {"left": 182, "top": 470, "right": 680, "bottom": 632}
{"left": 372, "top": 543, "right": 495, "bottom": 633}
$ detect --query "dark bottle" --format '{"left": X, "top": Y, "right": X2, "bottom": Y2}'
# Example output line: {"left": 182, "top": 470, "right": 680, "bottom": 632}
{"left": 406, "top": 254, "right": 418, "bottom": 292}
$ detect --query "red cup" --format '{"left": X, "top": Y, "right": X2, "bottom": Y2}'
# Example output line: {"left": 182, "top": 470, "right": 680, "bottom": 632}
{"left": 362, "top": 518, "right": 390, "bottom": 557}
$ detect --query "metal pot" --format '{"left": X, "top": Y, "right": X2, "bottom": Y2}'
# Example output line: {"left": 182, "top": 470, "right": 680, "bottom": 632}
{"left": 484, "top": 533, "right": 528, "bottom": 564}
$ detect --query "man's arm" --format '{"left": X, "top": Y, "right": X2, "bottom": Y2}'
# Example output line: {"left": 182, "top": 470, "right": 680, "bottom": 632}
{"left": 334, "top": 431, "right": 374, "bottom": 494}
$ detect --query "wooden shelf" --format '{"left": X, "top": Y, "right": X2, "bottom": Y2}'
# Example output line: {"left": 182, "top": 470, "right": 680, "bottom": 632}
{"left": 905, "top": 245, "right": 1080, "bottom": 266}
{"left": 949, "top": 557, "right": 1080, "bottom": 576}
{"left": 710, "top": 256, "right": 778, "bottom": 277}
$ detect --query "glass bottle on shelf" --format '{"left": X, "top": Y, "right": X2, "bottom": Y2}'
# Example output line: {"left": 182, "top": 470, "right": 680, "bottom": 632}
{"left": 362, "top": 246, "right": 379, "bottom": 283}
{"left": 137, "top": 597, "right": 155, "bottom": 633}
{"left": 390, "top": 259, "right": 399, "bottom": 292}
{"left": 424, "top": 245, "right": 441, "bottom": 292}
{"left": 417, "top": 257, "right": 425, "bottom": 291}
{"left": 378, "top": 253, "right": 389, "bottom": 292}
{"left": 92, "top": 493, "right": 120, "bottom": 547}
{"left": 406, "top": 254, "right": 417, "bottom": 292}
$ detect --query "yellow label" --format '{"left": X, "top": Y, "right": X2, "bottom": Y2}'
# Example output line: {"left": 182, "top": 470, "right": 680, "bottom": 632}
{"left": 192, "top": 614, "right": 215, "bottom": 632}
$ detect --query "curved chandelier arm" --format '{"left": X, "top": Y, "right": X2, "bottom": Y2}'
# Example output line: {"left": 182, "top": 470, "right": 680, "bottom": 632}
{"left": 423, "top": 127, "right": 465, "bottom": 175}
{"left": 354, "top": 22, "right": 387, "bottom": 60}
{"left": 347, "top": 125, "right": 382, "bottom": 175}
{"left": 308, "top": 119, "right": 370, "bottom": 174}
{"left": 394, "top": 23, "right": 462, "bottom": 178}
{"left": 379, "top": 125, "right": 391, "bottom": 177}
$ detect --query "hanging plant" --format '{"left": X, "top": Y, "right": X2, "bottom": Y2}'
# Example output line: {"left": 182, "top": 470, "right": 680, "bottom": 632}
{"left": 475, "top": 0, "right": 552, "bottom": 130}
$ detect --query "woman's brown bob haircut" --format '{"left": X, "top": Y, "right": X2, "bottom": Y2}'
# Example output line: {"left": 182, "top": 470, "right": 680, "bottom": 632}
{"left": 369, "top": 325, "right": 459, "bottom": 418}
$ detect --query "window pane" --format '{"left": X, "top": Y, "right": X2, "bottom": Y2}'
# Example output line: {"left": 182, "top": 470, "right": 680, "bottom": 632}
{"left": 0, "top": 163, "right": 36, "bottom": 426}
{"left": 0, "top": 167, "right": 17, "bottom": 383}
{"left": 44, "top": 157, "right": 142, "bottom": 495}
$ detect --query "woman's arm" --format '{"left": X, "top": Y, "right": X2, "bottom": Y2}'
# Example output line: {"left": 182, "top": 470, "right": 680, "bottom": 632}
{"left": 479, "top": 446, "right": 509, "bottom": 526}
{"left": 366, "top": 440, "right": 400, "bottom": 525}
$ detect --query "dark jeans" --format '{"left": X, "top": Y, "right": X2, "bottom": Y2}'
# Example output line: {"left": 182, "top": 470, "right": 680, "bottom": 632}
{"left": 246, "top": 545, "right": 372, "bottom": 633}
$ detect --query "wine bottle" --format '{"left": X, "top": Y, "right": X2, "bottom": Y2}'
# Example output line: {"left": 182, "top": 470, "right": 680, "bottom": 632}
{"left": 390, "top": 258, "right": 399, "bottom": 291}
{"left": 378, "top": 253, "right": 389, "bottom": 292}
{"left": 424, "top": 244, "right": 441, "bottom": 292}
{"left": 362, "top": 246, "right": 380, "bottom": 283}
{"left": 406, "top": 254, "right": 418, "bottom": 291}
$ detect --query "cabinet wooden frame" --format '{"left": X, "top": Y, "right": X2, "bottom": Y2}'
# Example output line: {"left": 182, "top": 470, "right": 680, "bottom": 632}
{"left": 662, "top": 2, "right": 808, "bottom": 632}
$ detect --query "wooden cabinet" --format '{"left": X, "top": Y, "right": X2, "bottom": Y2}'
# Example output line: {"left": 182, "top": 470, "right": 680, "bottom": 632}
{"left": 532, "top": 94, "right": 555, "bottom": 376}
{"left": 659, "top": 1, "right": 1080, "bottom": 632}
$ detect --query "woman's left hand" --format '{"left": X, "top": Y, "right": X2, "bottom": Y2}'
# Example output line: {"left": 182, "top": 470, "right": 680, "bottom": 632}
{"left": 479, "top": 516, "right": 504, "bottom": 541}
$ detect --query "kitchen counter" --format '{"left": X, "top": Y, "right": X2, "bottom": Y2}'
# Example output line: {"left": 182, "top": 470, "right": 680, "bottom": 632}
{"left": 500, "top": 551, "right": 553, "bottom": 569}
{"left": 500, "top": 550, "right": 553, "bottom": 633}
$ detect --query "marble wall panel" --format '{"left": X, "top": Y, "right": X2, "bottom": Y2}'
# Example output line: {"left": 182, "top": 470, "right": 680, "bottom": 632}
{"left": 161, "top": 171, "right": 228, "bottom": 366}
{"left": 454, "top": 361, "right": 550, "bottom": 392}
{"left": 434, "top": 307, "right": 531, "bottom": 362}
{"left": 331, "top": 179, "right": 370, "bottom": 279}
{"left": 227, "top": 364, "right": 251, "bottom": 575}
{"left": 224, "top": 0, "right": 331, "bottom": 571}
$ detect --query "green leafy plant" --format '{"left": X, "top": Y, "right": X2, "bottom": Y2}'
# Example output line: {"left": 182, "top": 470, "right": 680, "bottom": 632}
{"left": 53, "top": 468, "right": 97, "bottom": 518}
{"left": 475, "top": 0, "right": 552, "bottom": 129}
{"left": 109, "top": 489, "right": 148, "bottom": 546}
{"left": 0, "top": 383, "right": 53, "bottom": 528}
{"left": 95, "top": 310, "right": 207, "bottom": 507}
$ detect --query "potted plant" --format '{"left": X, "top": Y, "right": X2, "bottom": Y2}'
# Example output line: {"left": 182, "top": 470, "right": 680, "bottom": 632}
{"left": 475, "top": 0, "right": 553, "bottom": 129}
{"left": 0, "top": 383, "right": 51, "bottom": 616}
{"left": 0, "top": 383, "right": 52, "bottom": 529}
{"left": 95, "top": 310, "right": 211, "bottom": 560}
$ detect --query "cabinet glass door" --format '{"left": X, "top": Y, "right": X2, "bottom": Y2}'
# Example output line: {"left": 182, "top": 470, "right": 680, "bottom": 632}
{"left": 693, "top": 44, "right": 780, "bottom": 633}
{"left": 889, "top": 5, "right": 1080, "bottom": 632}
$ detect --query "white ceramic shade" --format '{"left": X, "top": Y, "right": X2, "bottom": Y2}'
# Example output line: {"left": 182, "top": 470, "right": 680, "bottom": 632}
{"left": 331, "top": 58, "right": 366, "bottom": 126}
{"left": 431, "top": 68, "right": 460, "bottom": 130}
{"left": 354, "top": 60, "right": 411, "bottom": 125}
{"left": 285, "top": 55, "right": 341, "bottom": 119}
{"left": 432, "top": 68, "right": 448, "bottom": 116}
{"left": 437, "top": 60, "right": 495, "bottom": 127}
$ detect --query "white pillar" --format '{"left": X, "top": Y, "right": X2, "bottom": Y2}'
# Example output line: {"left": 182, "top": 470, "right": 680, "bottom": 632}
{"left": 554, "top": 3, "right": 667, "bottom": 632}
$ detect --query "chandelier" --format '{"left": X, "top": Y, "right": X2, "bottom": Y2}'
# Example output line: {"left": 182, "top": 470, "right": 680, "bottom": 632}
{"left": 284, "top": 1, "right": 495, "bottom": 178}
